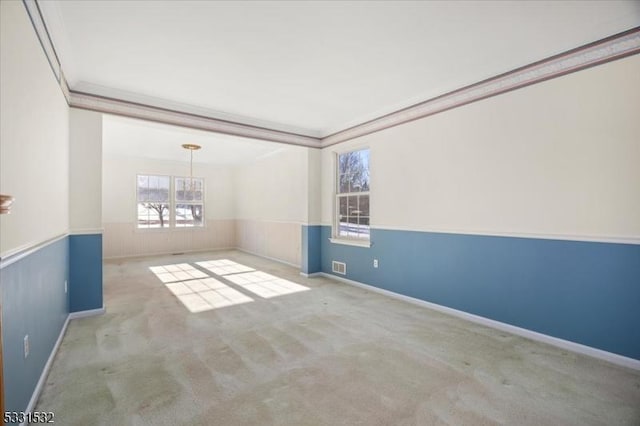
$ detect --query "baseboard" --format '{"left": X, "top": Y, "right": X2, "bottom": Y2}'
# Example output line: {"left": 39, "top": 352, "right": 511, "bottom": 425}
{"left": 300, "top": 272, "right": 322, "bottom": 278}
{"left": 103, "top": 246, "right": 236, "bottom": 261}
{"left": 20, "top": 307, "right": 106, "bottom": 423}
{"left": 236, "top": 248, "right": 301, "bottom": 269}
{"left": 68, "top": 306, "right": 106, "bottom": 320}
{"left": 318, "top": 272, "right": 640, "bottom": 371}
{"left": 20, "top": 315, "right": 70, "bottom": 426}
{"left": 104, "top": 247, "right": 300, "bottom": 271}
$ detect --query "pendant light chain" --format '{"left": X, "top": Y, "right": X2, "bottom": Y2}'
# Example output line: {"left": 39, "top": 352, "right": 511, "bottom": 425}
{"left": 181, "top": 143, "right": 202, "bottom": 200}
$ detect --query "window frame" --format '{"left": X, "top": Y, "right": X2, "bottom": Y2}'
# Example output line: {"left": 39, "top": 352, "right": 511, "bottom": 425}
{"left": 135, "top": 174, "right": 206, "bottom": 230}
{"left": 173, "top": 175, "right": 205, "bottom": 228}
{"left": 331, "top": 147, "right": 371, "bottom": 247}
{"left": 135, "top": 174, "right": 172, "bottom": 230}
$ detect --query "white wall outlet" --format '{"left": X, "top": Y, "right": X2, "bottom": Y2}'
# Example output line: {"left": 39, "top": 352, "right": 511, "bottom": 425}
{"left": 64, "top": 280, "right": 68, "bottom": 294}
{"left": 24, "top": 334, "right": 30, "bottom": 358}
{"left": 373, "top": 259, "right": 379, "bottom": 268}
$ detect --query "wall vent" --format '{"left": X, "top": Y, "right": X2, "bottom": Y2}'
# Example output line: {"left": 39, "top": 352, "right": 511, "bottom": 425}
{"left": 332, "top": 261, "right": 346, "bottom": 275}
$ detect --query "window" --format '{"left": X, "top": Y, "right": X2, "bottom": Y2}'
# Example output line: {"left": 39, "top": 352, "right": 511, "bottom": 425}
{"left": 174, "top": 176, "right": 204, "bottom": 227}
{"left": 137, "top": 175, "right": 170, "bottom": 228}
{"left": 137, "top": 174, "right": 204, "bottom": 229}
{"left": 335, "top": 148, "right": 370, "bottom": 241}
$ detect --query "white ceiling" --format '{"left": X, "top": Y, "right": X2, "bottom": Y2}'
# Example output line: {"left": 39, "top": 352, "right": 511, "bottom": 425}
{"left": 102, "top": 114, "right": 287, "bottom": 165}
{"left": 41, "top": 1, "right": 639, "bottom": 137}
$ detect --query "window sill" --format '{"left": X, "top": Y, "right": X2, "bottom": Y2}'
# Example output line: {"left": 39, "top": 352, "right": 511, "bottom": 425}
{"left": 135, "top": 226, "right": 206, "bottom": 233}
{"left": 329, "top": 238, "right": 371, "bottom": 248}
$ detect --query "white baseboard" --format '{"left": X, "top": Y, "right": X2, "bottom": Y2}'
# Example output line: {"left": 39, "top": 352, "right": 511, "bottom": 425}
{"left": 20, "top": 315, "right": 70, "bottom": 426}
{"left": 299, "top": 272, "right": 322, "bottom": 278}
{"left": 21, "top": 306, "right": 106, "bottom": 424}
{"left": 68, "top": 306, "right": 106, "bottom": 320}
{"left": 103, "top": 246, "right": 236, "bottom": 261}
{"left": 318, "top": 272, "right": 640, "bottom": 371}
{"left": 236, "top": 248, "right": 301, "bottom": 269}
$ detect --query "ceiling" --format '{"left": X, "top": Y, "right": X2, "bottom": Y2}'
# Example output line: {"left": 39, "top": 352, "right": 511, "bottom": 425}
{"left": 102, "top": 114, "right": 287, "bottom": 165}
{"left": 41, "top": 1, "right": 639, "bottom": 138}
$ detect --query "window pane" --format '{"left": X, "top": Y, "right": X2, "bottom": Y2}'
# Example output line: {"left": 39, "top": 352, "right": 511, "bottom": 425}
{"left": 357, "top": 216, "right": 370, "bottom": 238}
{"left": 339, "top": 173, "right": 350, "bottom": 193}
{"left": 337, "top": 195, "right": 372, "bottom": 238}
{"left": 358, "top": 194, "right": 370, "bottom": 217}
{"left": 176, "top": 177, "right": 203, "bottom": 202}
{"left": 347, "top": 196, "right": 358, "bottom": 237}
{"left": 359, "top": 150, "right": 370, "bottom": 191}
{"left": 193, "top": 178, "right": 203, "bottom": 201}
{"left": 176, "top": 204, "right": 204, "bottom": 227}
{"left": 137, "top": 203, "right": 169, "bottom": 228}
{"left": 148, "top": 175, "right": 159, "bottom": 190}
{"left": 353, "top": 149, "right": 370, "bottom": 192}
{"left": 356, "top": 194, "right": 370, "bottom": 238}
{"left": 337, "top": 149, "right": 370, "bottom": 193}
{"left": 138, "top": 175, "right": 169, "bottom": 202}
{"left": 175, "top": 177, "right": 187, "bottom": 201}
{"left": 348, "top": 196, "right": 359, "bottom": 222}
{"left": 157, "top": 176, "right": 170, "bottom": 202}
{"left": 338, "top": 196, "right": 349, "bottom": 237}
{"left": 137, "top": 175, "right": 149, "bottom": 201}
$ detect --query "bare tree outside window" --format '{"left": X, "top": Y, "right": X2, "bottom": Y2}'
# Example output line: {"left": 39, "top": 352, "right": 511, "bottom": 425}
{"left": 144, "top": 203, "right": 169, "bottom": 227}
{"left": 336, "top": 149, "right": 370, "bottom": 239}
{"left": 136, "top": 175, "right": 204, "bottom": 228}
{"left": 137, "top": 175, "right": 170, "bottom": 228}
{"left": 339, "top": 150, "right": 370, "bottom": 193}
{"left": 175, "top": 177, "right": 204, "bottom": 227}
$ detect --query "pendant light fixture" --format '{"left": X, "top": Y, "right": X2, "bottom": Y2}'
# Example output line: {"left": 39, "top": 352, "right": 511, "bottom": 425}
{"left": 181, "top": 143, "right": 201, "bottom": 199}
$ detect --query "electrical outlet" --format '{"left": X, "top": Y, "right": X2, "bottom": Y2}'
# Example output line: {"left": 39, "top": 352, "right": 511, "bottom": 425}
{"left": 373, "top": 259, "right": 379, "bottom": 268}
{"left": 64, "top": 280, "right": 68, "bottom": 294}
{"left": 24, "top": 334, "right": 30, "bottom": 358}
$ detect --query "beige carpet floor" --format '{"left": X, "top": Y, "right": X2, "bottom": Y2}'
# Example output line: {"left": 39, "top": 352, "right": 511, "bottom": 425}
{"left": 35, "top": 250, "right": 640, "bottom": 425}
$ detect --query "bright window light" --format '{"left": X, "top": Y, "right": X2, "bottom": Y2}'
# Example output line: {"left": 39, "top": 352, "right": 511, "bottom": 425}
{"left": 149, "top": 259, "right": 310, "bottom": 312}
{"left": 149, "top": 263, "right": 208, "bottom": 283}
{"left": 224, "top": 271, "right": 309, "bottom": 299}
{"left": 196, "top": 259, "right": 255, "bottom": 276}
{"left": 163, "top": 277, "right": 253, "bottom": 313}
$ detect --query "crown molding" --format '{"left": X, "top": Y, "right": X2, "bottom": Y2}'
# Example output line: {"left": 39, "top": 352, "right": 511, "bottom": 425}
{"left": 22, "top": 0, "right": 322, "bottom": 148}
{"left": 320, "top": 26, "right": 640, "bottom": 147}
{"left": 23, "top": 0, "right": 67, "bottom": 101}
{"left": 23, "top": 1, "right": 640, "bottom": 150}
{"left": 72, "top": 81, "right": 322, "bottom": 138}
{"left": 68, "top": 90, "right": 322, "bottom": 148}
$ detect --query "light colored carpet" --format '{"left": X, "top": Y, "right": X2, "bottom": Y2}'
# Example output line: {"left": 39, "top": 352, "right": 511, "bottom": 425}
{"left": 36, "top": 250, "right": 640, "bottom": 425}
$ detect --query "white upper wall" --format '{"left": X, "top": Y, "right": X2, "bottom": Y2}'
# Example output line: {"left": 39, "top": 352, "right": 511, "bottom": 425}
{"left": 234, "top": 146, "right": 310, "bottom": 223}
{"left": 307, "top": 148, "right": 322, "bottom": 225}
{"left": 321, "top": 55, "right": 640, "bottom": 241}
{"left": 69, "top": 108, "right": 102, "bottom": 232}
{"left": 102, "top": 114, "right": 285, "bottom": 165}
{"left": 101, "top": 114, "right": 312, "bottom": 226}
{"left": 102, "top": 155, "right": 234, "bottom": 223}
{"left": 0, "top": 1, "right": 69, "bottom": 256}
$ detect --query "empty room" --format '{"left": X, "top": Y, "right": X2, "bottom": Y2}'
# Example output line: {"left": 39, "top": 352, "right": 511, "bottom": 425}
{"left": 1, "top": 1, "right": 639, "bottom": 425}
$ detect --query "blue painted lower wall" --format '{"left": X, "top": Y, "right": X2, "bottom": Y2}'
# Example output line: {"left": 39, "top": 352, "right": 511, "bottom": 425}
{"left": 320, "top": 226, "right": 640, "bottom": 360}
{"left": 301, "top": 225, "right": 322, "bottom": 274}
{"left": 1, "top": 233, "right": 103, "bottom": 413}
{"left": 1, "top": 237, "right": 69, "bottom": 414}
{"left": 69, "top": 234, "right": 103, "bottom": 312}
